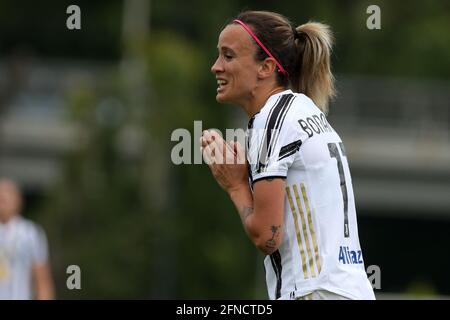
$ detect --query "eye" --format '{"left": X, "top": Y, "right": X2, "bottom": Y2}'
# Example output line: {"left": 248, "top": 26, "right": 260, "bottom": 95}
{"left": 223, "top": 53, "right": 233, "bottom": 60}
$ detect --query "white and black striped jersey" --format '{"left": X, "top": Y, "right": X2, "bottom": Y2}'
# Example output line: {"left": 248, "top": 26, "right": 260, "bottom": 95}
{"left": 246, "top": 89, "right": 375, "bottom": 300}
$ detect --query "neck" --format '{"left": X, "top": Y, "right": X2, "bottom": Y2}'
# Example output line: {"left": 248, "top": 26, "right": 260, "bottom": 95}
{"left": 0, "top": 214, "right": 15, "bottom": 224}
{"left": 0, "top": 217, "right": 10, "bottom": 224}
{"left": 241, "top": 85, "right": 286, "bottom": 117}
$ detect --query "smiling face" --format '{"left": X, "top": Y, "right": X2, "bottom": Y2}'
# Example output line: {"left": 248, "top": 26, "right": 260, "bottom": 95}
{"left": 211, "top": 24, "right": 261, "bottom": 106}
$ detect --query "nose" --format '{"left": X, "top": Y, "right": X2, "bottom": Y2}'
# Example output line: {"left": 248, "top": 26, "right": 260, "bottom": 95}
{"left": 211, "top": 56, "right": 223, "bottom": 74}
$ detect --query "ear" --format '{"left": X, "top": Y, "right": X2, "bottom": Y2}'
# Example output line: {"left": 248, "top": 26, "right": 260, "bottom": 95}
{"left": 257, "top": 58, "right": 278, "bottom": 79}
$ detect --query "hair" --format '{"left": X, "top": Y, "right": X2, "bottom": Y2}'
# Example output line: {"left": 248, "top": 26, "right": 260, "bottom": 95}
{"left": 231, "top": 11, "right": 336, "bottom": 113}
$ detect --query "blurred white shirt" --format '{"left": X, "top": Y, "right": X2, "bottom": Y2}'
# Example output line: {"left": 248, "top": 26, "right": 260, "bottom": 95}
{"left": 0, "top": 216, "right": 49, "bottom": 300}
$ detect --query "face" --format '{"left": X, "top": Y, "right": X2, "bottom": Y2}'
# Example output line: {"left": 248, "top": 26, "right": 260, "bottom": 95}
{"left": 0, "top": 180, "right": 22, "bottom": 223}
{"left": 211, "top": 24, "right": 261, "bottom": 105}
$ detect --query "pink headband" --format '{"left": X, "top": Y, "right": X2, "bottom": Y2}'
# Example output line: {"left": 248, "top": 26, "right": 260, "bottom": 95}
{"left": 233, "top": 19, "right": 289, "bottom": 77}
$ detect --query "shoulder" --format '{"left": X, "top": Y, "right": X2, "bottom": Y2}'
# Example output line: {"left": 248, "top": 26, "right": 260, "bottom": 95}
{"left": 16, "top": 217, "right": 45, "bottom": 239}
{"left": 253, "top": 92, "right": 316, "bottom": 130}
{"left": 253, "top": 92, "right": 293, "bottom": 130}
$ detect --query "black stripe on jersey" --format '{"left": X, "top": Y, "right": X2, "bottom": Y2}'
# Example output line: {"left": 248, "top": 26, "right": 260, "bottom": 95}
{"left": 247, "top": 163, "right": 254, "bottom": 190}
{"left": 262, "top": 96, "right": 282, "bottom": 136}
{"left": 247, "top": 113, "right": 257, "bottom": 130}
{"left": 252, "top": 175, "right": 286, "bottom": 186}
{"left": 266, "top": 94, "right": 294, "bottom": 159}
{"left": 273, "top": 95, "right": 295, "bottom": 151}
{"left": 270, "top": 250, "right": 283, "bottom": 299}
{"left": 256, "top": 96, "right": 282, "bottom": 172}
{"left": 339, "top": 142, "right": 346, "bottom": 156}
{"left": 257, "top": 94, "right": 294, "bottom": 173}
{"left": 246, "top": 115, "right": 256, "bottom": 188}
{"left": 278, "top": 139, "right": 302, "bottom": 161}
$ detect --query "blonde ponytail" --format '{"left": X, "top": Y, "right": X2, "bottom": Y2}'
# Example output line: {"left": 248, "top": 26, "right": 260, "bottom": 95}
{"left": 293, "top": 22, "right": 336, "bottom": 114}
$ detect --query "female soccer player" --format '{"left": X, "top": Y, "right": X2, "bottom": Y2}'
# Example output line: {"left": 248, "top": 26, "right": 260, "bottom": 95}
{"left": 201, "top": 11, "right": 375, "bottom": 300}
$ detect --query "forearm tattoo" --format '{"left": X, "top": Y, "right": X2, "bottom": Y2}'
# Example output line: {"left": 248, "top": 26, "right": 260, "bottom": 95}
{"left": 265, "top": 225, "right": 281, "bottom": 250}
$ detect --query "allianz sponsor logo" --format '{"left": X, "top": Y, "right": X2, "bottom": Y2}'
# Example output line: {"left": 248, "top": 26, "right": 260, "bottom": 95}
{"left": 338, "top": 246, "right": 381, "bottom": 289}
{"left": 338, "top": 246, "right": 363, "bottom": 265}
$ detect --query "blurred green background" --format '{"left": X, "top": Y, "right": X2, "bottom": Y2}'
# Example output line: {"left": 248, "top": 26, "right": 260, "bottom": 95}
{"left": 0, "top": 0, "right": 449, "bottom": 299}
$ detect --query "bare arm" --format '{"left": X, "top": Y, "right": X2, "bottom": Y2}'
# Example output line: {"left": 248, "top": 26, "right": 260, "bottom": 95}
{"left": 201, "top": 130, "right": 285, "bottom": 255}
{"left": 32, "top": 262, "right": 55, "bottom": 300}
{"left": 228, "top": 178, "right": 285, "bottom": 255}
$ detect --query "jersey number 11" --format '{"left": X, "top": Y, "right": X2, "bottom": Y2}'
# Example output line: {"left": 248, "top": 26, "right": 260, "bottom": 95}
{"left": 328, "top": 142, "right": 350, "bottom": 238}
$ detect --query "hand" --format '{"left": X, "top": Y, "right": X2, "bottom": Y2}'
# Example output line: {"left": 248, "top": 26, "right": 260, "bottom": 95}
{"left": 200, "top": 130, "right": 249, "bottom": 193}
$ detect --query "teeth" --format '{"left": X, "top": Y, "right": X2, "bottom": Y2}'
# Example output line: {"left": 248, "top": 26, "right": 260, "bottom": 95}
{"left": 217, "top": 80, "right": 227, "bottom": 86}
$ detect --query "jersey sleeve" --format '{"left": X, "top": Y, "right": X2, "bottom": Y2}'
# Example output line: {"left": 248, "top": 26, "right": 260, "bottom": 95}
{"left": 247, "top": 101, "right": 308, "bottom": 184}
{"left": 30, "top": 224, "right": 49, "bottom": 265}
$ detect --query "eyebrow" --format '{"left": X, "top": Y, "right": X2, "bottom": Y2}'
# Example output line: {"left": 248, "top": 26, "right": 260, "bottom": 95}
{"left": 217, "top": 45, "right": 235, "bottom": 53}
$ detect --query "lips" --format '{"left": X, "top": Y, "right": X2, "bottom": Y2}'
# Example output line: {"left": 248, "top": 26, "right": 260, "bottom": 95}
{"left": 216, "top": 78, "right": 228, "bottom": 92}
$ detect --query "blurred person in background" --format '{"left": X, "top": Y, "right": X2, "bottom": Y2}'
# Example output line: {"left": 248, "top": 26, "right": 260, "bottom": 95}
{"left": 201, "top": 11, "right": 375, "bottom": 300}
{"left": 0, "top": 179, "right": 55, "bottom": 300}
